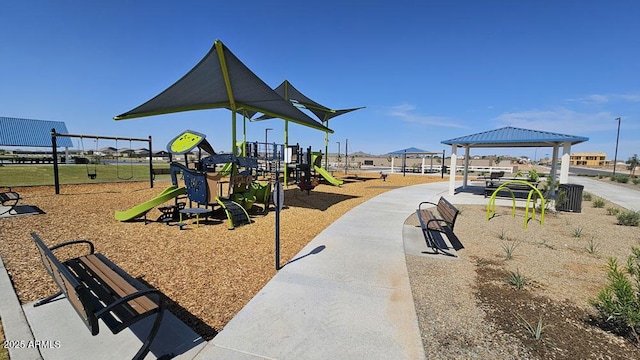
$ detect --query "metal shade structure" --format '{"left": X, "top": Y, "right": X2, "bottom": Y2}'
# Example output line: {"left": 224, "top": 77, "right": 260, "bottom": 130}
{"left": 441, "top": 126, "right": 589, "bottom": 195}
{"left": 387, "top": 147, "right": 429, "bottom": 154}
{"left": 114, "top": 40, "right": 332, "bottom": 155}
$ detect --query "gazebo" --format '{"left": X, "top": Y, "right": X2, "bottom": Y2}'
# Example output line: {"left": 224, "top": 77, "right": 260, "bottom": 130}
{"left": 441, "top": 127, "right": 589, "bottom": 195}
{"left": 386, "top": 147, "right": 445, "bottom": 175}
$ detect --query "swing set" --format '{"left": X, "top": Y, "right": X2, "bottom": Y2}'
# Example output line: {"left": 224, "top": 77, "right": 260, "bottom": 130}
{"left": 50, "top": 129, "right": 153, "bottom": 194}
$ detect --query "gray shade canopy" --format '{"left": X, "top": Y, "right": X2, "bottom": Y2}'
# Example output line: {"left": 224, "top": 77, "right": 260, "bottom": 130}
{"left": 114, "top": 40, "right": 331, "bottom": 134}
{"left": 254, "top": 80, "right": 364, "bottom": 122}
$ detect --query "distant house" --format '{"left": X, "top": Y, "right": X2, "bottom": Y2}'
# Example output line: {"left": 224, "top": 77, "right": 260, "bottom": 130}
{"left": 570, "top": 152, "right": 606, "bottom": 166}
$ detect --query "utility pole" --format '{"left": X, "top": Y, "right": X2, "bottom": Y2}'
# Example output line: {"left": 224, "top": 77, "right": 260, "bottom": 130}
{"left": 613, "top": 117, "right": 621, "bottom": 177}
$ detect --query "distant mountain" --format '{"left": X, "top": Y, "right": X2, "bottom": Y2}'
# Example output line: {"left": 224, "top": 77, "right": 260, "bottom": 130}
{"left": 349, "top": 151, "right": 373, "bottom": 157}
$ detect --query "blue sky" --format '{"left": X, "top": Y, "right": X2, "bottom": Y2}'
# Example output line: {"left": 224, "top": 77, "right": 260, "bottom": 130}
{"left": 1, "top": 1, "right": 638, "bottom": 161}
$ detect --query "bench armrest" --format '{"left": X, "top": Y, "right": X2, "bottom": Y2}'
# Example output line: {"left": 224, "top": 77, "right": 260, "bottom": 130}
{"left": 94, "top": 288, "right": 163, "bottom": 318}
{"left": 418, "top": 201, "right": 437, "bottom": 211}
{"left": 426, "top": 218, "right": 453, "bottom": 229}
{"left": 49, "top": 240, "right": 95, "bottom": 255}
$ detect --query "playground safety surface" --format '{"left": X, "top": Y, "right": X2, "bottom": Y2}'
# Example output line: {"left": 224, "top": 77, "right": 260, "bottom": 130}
{"left": 2, "top": 174, "right": 640, "bottom": 359}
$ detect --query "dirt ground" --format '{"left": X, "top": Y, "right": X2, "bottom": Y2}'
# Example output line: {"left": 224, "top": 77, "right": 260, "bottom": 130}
{"left": 2, "top": 172, "right": 640, "bottom": 359}
{"left": 406, "top": 186, "right": 640, "bottom": 359}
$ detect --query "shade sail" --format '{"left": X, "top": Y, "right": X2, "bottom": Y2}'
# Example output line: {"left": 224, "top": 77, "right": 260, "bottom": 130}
{"left": 254, "top": 80, "right": 364, "bottom": 122}
{"left": 114, "top": 40, "right": 331, "bottom": 134}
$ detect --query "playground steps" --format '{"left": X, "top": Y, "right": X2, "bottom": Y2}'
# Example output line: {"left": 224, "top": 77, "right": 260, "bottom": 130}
{"left": 216, "top": 198, "right": 251, "bottom": 229}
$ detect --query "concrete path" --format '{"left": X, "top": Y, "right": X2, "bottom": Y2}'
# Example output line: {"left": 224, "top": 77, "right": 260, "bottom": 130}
{"left": 2, "top": 177, "right": 638, "bottom": 360}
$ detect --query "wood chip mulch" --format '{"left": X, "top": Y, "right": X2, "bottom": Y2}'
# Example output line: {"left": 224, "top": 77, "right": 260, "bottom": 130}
{"left": 0, "top": 173, "right": 443, "bottom": 339}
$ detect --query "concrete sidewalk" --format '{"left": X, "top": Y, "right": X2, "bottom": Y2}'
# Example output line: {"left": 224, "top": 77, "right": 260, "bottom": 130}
{"left": 2, "top": 177, "right": 638, "bottom": 360}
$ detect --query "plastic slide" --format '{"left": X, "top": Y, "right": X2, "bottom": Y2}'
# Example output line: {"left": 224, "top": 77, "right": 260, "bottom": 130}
{"left": 314, "top": 165, "right": 344, "bottom": 186}
{"left": 114, "top": 185, "right": 187, "bottom": 221}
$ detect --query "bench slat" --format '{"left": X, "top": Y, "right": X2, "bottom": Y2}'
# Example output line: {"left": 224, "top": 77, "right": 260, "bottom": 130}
{"left": 79, "top": 255, "right": 157, "bottom": 313}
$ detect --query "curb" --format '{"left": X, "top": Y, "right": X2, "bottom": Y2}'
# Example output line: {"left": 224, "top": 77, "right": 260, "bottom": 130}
{"left": 0, "top": 255, "right": 42, "bottom": 360}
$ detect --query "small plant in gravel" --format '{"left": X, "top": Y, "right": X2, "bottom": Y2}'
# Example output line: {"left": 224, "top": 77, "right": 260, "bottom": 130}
{"left": 591, "top": 248, "right": 640, "bottom": 344}
{"left": 501, "top": 241, "right": 519, "bottom": 260}
{"left": 572, "top": 227, "right": 583, "bottom": 238}
{"left": 617, "top": 211, "right": 640, "bottom": 227}
{"left": 607, "top": 207, "right": 620, "bottom": 216}
{"left": 507, "top": 268, "right": 528, "bottom": 290}
{"left": 515, "top": 312, "right": 549, "bottom": 340}
{"left": 586, "top": 238, "right": 600, "bottom": 255}
{"left": 583, "top": 192, "right": 593, "bottom": 201}
{"left": 593, "top": 197, "right": 605, "bottom": 208}
{"left": 498, "top": 229, "right": 507, "bottom": 240}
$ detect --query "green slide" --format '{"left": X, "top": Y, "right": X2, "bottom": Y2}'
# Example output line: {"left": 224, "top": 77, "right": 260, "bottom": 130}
{"left": 114, "top": 185, "right": 186, "bottom": 221}
{"left": 314, "top": 165, "right": 344, "bottom": 186}
{"left": 311, "top": 152, "right": 343, "bottom": 186}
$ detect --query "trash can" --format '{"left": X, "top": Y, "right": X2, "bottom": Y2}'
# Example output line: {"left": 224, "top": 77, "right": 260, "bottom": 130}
{"left": 556, "top": 184, "right": 584, "bottom": 213}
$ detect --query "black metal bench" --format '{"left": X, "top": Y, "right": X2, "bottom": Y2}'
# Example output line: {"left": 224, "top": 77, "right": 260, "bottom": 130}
{"left": 484, "top": 180, "right": 540, "bottom": 198}
{"left": 0, "top": 187, "right": 21, "bottom": 215}
{"left": 31, "top": 232, "right": 166, "bottom": 360}
{"left": 416, "top": 197, "right": 461, "bottom": 257}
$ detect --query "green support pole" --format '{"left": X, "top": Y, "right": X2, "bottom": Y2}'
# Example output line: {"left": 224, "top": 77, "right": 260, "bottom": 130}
{"left": 232, "top": 111, "right": 237, "bottom": 157}
{"left": 324, "top": 121, "right": 329, "bottom": 169}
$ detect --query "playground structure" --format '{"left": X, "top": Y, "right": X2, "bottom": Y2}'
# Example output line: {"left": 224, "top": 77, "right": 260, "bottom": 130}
{"left": 114, "top": 130, "right": 268, "bottom": 229}
{"left": 51, "top": 129, "right": 153, "bottom": 195}
{"left": 485, "top": 180, "right": 546, "bottom": 230}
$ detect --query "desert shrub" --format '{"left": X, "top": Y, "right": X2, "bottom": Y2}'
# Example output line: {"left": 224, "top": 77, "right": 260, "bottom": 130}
{"left": 501, "top": 241, "right": 518, "bottom": 260}
{"left": 593, "top": 197, "right": 606, "bottom": 208}
{"left": 591, "top": 248, "right": 640, "bottom": 344}
{"left": 507, "top": 268, "right": 528, "bottom": 290}
{"left": 572, "top": 227, "right": 583, "bottom": 238}
{"left": 555, "top": 190, "right": 568, "bottom": 209}
{"left": 607, "top": 207, "right": 620, "bottom": 216}
{"left": 616, "top": 175, "right": 630, "bottom": 183}
{"left": 583, "top": 192, "right": 593, "bottom": 201}
{"left": 633, "top": 178, "right": 640, "bottom": 185}
{"left": 586, "top": 238, "right": 599, "bottom": 255}
{"left": 617, "top": 211, "right": 640, "bottom": 227}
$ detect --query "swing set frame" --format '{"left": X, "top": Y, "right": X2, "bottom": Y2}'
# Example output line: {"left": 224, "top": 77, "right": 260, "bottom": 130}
{"left": 50, "top": 129, "right": 153, "bottom": 194}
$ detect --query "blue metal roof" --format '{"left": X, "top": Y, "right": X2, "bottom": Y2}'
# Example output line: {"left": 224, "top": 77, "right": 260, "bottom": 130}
{"left": 441, "top": 126, "right": 588, "bottom": 148}
{"left": 0, "top": 117, "right": 73, "bottom": 148}
{"left": 387, "top": 147, "right": 431, "bottom": 154}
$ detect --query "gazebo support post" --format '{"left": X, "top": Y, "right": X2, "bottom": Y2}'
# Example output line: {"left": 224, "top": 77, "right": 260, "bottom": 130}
{"left": 448, "top": 144, "right": 458, "bottom": 195}
{"left": 560, "top": 141, "right": 571, "bottom": 184}
{"left": 550, "top": 145, "right": 559, "bottom": 193}
{"left": 463, "top": 146, "right": 470, "bottom": 189}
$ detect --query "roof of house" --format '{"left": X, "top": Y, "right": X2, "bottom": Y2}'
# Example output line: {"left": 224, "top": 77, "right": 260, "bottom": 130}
{"left": 0, "top": 117, "right": 73, "bottom": 148}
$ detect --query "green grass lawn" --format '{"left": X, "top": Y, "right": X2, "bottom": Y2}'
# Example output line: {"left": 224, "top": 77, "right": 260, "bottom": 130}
{"left": 0, "top": 164, "right": 171, "bottom": 187}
